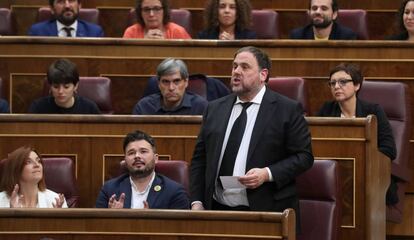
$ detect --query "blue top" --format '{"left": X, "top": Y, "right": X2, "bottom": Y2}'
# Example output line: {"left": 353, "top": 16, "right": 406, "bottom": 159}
{"left": 0, "top": 99, "right": 10, "bottom": 113}
{"left": 198, "top": 27, "right": 256, "bottom": 39}
{"left": 132, "top": 92, "right": 207, "bottom": 115}
{"left": 28, "top": 95, "right": 101, "bottom": 114}
{"left": 28, "top": 19, "right": 104, "bottom": 37}
{"left": 289, "top": 22, "right": 357, "bottom": 40}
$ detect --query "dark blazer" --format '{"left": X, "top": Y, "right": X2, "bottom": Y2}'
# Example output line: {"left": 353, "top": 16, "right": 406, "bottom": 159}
{"left": 96, "top": 173, "right": 189, "bottom": 209}
{"left": 317, "top": 99, "right": 396, "bottom": 160}
{"left": 197, "top": 27, "right": 257, "bottom": 39}
{"left": 386, "top": 32, "right": 409, "bottom": 40}
{"left": 0, "top": 99, "right": 10, "bottom": 113}
{"left": 190, "top": 87, "right": 314, "bottom": 220}
{"left": 289, "top": 22, "right": 357, "bottom": 40}
{"left": 28, "top": 19, "right": 104, "bottom": 37}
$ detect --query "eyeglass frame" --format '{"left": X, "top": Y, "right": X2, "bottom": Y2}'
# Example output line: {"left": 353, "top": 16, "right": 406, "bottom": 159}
{"left": 327, "top": 79, "right": 354, "bottom": 88}
{"left": 141, "top": 6, "right": 163, "bottom": 14}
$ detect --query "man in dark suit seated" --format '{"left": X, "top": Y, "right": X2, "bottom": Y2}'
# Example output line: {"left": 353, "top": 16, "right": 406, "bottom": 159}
{"left": 190, "top": 46, "right": 314, "bottom": 232}
{"left": 289, "top": 0, "right": 356, "bottom": 40}
{"left": 28, "top": 0, "right": 103, "bottom": 37}
{"left": 96, "top": 130, "right": 189, "bottom": 209}
{"left": 132, "top": 58, "right": 208, "bottom": 115}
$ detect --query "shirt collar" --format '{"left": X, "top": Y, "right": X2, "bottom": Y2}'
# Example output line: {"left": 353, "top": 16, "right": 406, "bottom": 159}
{"left": 235, "top": 85, "right": 266, "bottom": 105}
{"left": 158, "top": 92, "right": 192, "bottom": 112}
{"left": 57, "top": 20, "right": 78, "bottom": 35}
{"left": 129, "top": 172, "right": 156, "bottom": 194}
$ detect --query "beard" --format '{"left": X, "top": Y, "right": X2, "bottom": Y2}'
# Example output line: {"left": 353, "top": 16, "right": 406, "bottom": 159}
{"left": 56, "top": 10, "right": 78, "bottom": 26}
{"left": 127, "top": 162, "right": 155, "bottom": 179}
{"left": 311, "top": 15, "right": 333, "bottom": 29}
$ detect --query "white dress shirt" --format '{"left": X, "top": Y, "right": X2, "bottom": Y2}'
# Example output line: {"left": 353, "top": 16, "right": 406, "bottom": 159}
{"left": 130, "top": 172, "right": 155, "bottom": 209}
{"left": 57, "top": 20, "right": 78, "bottom": 37}
{"left": 214, "top": 86, "right": 273, "bottom": 207}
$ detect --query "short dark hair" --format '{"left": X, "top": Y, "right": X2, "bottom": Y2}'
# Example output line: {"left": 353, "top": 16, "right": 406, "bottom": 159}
{"left": 309, "top": 0, "right": 338, "bottom": 12}
{"left": 234, "top": 46, "right": 271, "bottom": 82}
{"left": 329, "top": 63, "right": 363, "bottom": 92}
{"left": 0, "top": 146, "right": 46, "bottom": 196}
{"left": 397, "top": 0, "right": 414, "bottom": 33}
{"left": 135, "top": 0, "right": 170, "bottom": 27}
{"left": 47, "top": 59, "right": 80, "bottom": 85}
{"left": 123, "top": 130, "right": 156, "bottom": 152}
{"left": 49, "top": 0, "right": 81, "bottom": 6}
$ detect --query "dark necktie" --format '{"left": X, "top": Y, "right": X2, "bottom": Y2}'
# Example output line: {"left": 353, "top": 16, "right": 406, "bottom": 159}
{"left": 219, "top": 102, "right": 253, "bottom": 178}
{"left": 63, "top": 27, "right": 73, "bottom": 37}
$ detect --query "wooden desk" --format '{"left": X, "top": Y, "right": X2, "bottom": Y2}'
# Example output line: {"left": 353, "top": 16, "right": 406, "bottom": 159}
{"left": 0, "top": 208, "right": 296, "bottom": 240}
{"left": 0, "top": 114, "right": 394, "bottom": 239}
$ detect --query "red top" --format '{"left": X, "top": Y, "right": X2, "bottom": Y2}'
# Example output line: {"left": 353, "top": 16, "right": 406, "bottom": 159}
{"left": 123, "top": 22, "right": 191, "bottom": 39}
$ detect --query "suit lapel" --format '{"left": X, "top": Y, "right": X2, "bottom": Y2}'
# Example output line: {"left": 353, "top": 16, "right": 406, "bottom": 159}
{"left": 119, "top": 176, "right": 132, "bottom": 208}
{"left": 50, "top": 21, "right": 59, "bottom": 36}
{"left": 76, "top": 21, "right": 86, "bottom": 37}
{"left": 146, "top": 175, "right": 162, "bottom": 208}
{"left": 211, "top": 95, "right": 237, "bottom": 172}
{"left": 247, "top": 88, "right": 278, "bottom": 166}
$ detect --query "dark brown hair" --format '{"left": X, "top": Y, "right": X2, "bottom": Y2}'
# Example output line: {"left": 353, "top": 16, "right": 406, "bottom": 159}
{"left": 0, "top": 146, "right": 46, "bottom": 196}
{"left": 49, "top": 0, "right": 81, "bottom": 6}
{"left": 135, "top": 0, "right": 170, "bottom": 27}
{"left": 397, "top": 0, "right": 414, "bottom": 33}
{"left": 329, "top": 63, "right": 363, "bottom": 92}
{"left": 203, "top": 0, "right": 252, "bottom": 32}
{"left": 234, "top": 46, "right": 271, "bottom": 82}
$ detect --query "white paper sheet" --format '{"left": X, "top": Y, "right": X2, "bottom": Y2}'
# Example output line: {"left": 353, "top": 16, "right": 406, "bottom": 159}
{"left": 220, "top": 176, "right": 246, "bottom": 189}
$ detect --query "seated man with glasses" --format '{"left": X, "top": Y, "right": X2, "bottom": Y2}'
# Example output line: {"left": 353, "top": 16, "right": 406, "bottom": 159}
{"left": 123, "top": 0, "right": 191, "bottom": 39}
{"left": 317, "top": 63, "right": 398, "bottom": 205}
{"left": 132, "top": 58, "right": 207, "bottom": 115}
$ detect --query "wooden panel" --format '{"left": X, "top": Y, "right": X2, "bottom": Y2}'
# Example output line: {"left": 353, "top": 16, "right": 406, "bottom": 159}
{"left": 9, "top": 6, "right": 400, "bottom": 39}
{"left": 0, "top": 208, "right": 296, "bottom": 240}
{"left": 0, "top": 115, "right": 392, "bottom": 240}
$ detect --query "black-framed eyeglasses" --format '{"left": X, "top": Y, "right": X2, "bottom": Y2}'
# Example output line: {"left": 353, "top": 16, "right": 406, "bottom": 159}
{"left": 141, "top": 6, "right": 163, "bottom": 14}
{"left": 327, "top": 79, "right": 353, "bottom": 88}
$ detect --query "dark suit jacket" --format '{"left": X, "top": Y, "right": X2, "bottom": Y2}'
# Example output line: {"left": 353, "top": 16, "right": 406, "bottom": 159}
{"left": 190, "top": 87, "right": 313, "bottom": 219}
{"left": 0, "top": 99, "right": 10, "bottom": 113}
{"left": 289, "top": 22, "right": 357, "bottom": 40}
{"left": 96, "top": 173, "right": 189, "bottom": 209}
{"left": 28, "top": 19, "right": 104, "bottom": 37}
{"left": 197, "top": 27, "right": 257, "bottom": 39}
{"left": 386, "top": 32, "right": 409, "bottom": 40}
{"left": 317, "top": 99, "right": 396, "bottom": 160}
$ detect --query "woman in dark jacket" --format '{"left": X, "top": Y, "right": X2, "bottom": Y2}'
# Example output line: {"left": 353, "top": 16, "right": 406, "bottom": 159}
{"left": 317, "top": 63, "right": 398, "bottom": 205}
{"left": 198, "top": 0, "right": 256, "bottom": 40}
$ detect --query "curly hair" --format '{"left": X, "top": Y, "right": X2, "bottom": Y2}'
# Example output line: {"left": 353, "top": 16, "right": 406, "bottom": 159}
{"left": 397, "top": 0, "right": 414, "bottom": 33}
{"left": 135, "top": 0, "right": 170, "bottom": 27}
{"left": 203, "top": 0, "right": 252, "bottom": 32}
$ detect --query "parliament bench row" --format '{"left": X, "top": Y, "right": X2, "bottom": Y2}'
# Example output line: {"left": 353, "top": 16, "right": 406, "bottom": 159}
{"left": 0, "top": 6, "right": 401, "bottom": 39}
